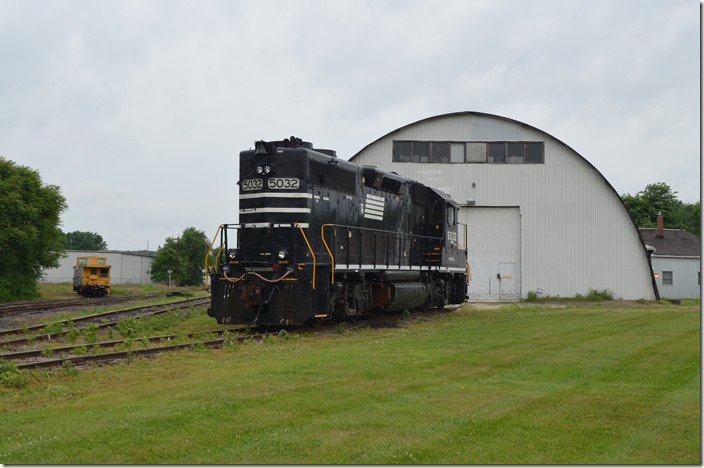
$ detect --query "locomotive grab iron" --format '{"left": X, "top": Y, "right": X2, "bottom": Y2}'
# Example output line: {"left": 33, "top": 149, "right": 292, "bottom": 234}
{"left": 206, "top": 137, "right": 468, "bottom": 326}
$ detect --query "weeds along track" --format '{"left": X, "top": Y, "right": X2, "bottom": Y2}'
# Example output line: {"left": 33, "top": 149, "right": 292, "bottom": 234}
{"left": 0, "top": 297, "right": 210, "bottom": 346}
{"left": 1, "top": 305, "right": 462, "bottom": 371}
{"left": 3, "top": 327, "right": 245, "bottom": 370}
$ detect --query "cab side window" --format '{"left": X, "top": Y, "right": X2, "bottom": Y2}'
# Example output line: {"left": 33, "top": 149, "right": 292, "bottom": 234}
{"left": 447, "top": 206, "right": 456, "bottom": 226}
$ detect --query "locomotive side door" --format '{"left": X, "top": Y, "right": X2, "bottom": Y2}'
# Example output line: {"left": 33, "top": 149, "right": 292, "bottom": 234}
{"left": 425, "top": 193, "right": 445, "bottom": 266}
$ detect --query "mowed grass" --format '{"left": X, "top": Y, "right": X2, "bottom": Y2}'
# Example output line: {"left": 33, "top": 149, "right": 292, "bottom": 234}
{"left": 0, "top": 302, "right": 699, "bottom": 464}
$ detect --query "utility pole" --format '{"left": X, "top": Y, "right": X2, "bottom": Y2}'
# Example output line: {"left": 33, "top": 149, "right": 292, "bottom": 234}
{"left": 175, "top": 236, "right": 181, "bottom": 287}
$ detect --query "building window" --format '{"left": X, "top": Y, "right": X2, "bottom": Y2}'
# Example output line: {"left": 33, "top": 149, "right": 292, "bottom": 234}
{"left": 487, "top": 143, "right": 506, "bottom": 164}
{"left": 393, "top": 140, "right": 544, "bottom": 164}
{"left": 466, "top": 143, "right": 486, "bottom": 162}
{"left": 450, "top": 143, "right": 466, "bottom": 163}
{"left": 662, "top": 271, "right": 673, "bottom": 285}
{"left": 430, "top": 142, "right": 450, "bottom": 163}
{"left": 393, "top": 141, "right": 412, "bottom": 162}
{"left": 411, "top": 141, "right": 430, "bottom": 163}
{"left": 525, "top": 142, "right": 544, "bottom": 163}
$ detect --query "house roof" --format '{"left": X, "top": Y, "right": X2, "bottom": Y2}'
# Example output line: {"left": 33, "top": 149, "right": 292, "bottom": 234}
{"left": 639, "top": 228, "right": 701, "bottom": 257}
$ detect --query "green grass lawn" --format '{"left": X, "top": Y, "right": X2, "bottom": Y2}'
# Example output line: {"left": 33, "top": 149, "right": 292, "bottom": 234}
{"left": 0, "top": 301, "right": 699, "bottom": 464}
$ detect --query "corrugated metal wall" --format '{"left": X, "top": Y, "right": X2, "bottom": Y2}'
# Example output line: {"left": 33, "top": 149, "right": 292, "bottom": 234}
{"left": 350, "top": 113, "right": 656, "bottom": 300}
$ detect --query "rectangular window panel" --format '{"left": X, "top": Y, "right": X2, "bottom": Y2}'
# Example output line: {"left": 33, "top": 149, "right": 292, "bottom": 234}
{"left": 487, "top": 143, "right": 506, "bottom": 164}
{"left": 662, "top": 271, "right": 673, "bottom": 285}
{"left": 507, "top": 142, "right": 524, "bottom": 164}
{"left": 393, "top": 141, "right": 412, "bottom": 162}
{"left": 450, "top": 143, "right": 465, "bottom": 163}
{"left": 525, "top": 142, "right": 544, "bottom": 163}
{"left": 412, "top": 142, "right": 430, "bottom": 163}
{"left": 430, "top": 142, "right": 450, "bottom": 163}
{"left": 466, "top": 143, "right": 487, "bottom": 163}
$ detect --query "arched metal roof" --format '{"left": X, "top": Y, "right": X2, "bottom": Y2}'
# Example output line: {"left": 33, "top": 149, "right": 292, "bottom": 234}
{"left": 350, "top": 110, "right": 659, "bottom": 299}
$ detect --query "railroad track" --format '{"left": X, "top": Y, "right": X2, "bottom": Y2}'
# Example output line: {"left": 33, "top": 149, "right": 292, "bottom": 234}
{"left": 0, "top": 292, "right": 165, "bottom": 317}
{"left": 1, "top": 305, "right": 462, "bottom": 371}
{"left": 0, "top": 297, "right": 210, "bottom": 346}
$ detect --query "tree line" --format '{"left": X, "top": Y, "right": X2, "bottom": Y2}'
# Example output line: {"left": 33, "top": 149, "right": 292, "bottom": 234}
{"left": 0, "top": 157, "right": 209, "bottom": 301}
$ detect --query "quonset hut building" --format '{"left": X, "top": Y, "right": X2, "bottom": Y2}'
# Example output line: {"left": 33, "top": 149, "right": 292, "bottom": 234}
{"left": 349, "top": 111, "right": 658, "bottom": 301}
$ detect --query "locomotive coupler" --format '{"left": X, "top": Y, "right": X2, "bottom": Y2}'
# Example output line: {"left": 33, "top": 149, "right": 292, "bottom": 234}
{"left": 239, "top": 285, "right": 264, "bottom": 308}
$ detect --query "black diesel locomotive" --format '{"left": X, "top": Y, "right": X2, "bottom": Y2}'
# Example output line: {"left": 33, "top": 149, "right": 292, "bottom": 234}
{"left": 206, "top": 137, "right": 468, "bottom": 326}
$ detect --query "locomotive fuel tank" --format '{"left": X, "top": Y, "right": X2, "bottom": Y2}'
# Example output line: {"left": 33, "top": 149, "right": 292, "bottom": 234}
{"left": 372, "top": 281, "right": 430, "bottom": 313}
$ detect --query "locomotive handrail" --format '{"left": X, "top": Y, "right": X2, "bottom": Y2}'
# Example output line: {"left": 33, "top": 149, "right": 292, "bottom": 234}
{"left": 458, "top": 222, "right": 468, "bottom": 251}
{"left": 204, "top": 224, "right": 227, "bottom": 291}
{"left": 321, "top": 224, "right": 336, "bottom": 284}
{"left": 294, "top": 222, "right": 316, "bottom": 289}
{"left": 321, "top": 224, "right": 446, "bottom": 284}
{"left": 205, "top": 223, "right": 318, "bottom": 290}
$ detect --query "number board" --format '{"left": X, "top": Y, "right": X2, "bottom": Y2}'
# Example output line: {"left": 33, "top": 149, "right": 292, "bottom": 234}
{"left": 267, "top": 178, "right": 300, "bottom": 190}
{"left": 241, "top": 179, "right": 263, "bottom": 191}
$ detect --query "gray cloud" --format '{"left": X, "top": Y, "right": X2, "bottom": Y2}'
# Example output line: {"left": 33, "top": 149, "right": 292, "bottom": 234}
{"left": 0, "top": 0, "right": 698, "bottom": 250}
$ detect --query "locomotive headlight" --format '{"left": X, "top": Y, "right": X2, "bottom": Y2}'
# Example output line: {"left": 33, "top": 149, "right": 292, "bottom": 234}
{"left": 278, "top": 250, "right": 287, "bottom": 260}
{"left": 256, "top": 165, "right": 264, "bottom": 174}
{"left": 264, "top": 165, "right": 271, "bottom": 174}
{"left": 228, "top": 249, "right": 238, "bottom": 260}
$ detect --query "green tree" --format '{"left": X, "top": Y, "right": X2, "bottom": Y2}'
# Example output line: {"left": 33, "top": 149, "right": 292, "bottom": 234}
{"left": 678, "top": 201, "right": 701, "bottom": 237}
{"left": 0, "top": 157, "right": 67, "bottom": 301}
{"left": 622, "top": 182, "right": 700, "bottom": 237}
{"left": 63, "top": 230, "right": 108, "bottom": 250}
{"left": 151, "top": 227, "right": 209, "bottom": 286}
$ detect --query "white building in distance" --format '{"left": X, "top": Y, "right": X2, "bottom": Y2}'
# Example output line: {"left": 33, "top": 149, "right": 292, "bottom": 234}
{"left": 349, "top": 111, "right": 658, "bottom": 301}
{"left": 42, "top": 250, "right": 155, "bottom": 285}
{"left": 640, "top": 224, "right": 700, "bottom": 300}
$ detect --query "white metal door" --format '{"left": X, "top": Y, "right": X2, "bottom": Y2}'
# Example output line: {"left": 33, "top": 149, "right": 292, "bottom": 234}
{"left": 499, "top": 262, "right": 517, "bottom": 297}
{"left": 461, "top": 207, "right": 521, "bottom": 301}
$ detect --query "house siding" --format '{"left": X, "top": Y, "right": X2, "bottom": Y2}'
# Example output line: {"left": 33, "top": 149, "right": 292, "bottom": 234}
{"left": 651, "top": 256, "right": 701, "bottom": 299}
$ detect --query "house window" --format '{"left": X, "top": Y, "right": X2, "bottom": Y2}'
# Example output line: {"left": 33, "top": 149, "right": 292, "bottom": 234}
{"left": 662, "top": 271, "right": 673, "bottom": 285}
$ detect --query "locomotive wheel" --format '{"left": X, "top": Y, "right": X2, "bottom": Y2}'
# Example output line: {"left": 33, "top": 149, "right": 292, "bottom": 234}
{"left": 305, "top": 317, "right": 322, "bottom": 328}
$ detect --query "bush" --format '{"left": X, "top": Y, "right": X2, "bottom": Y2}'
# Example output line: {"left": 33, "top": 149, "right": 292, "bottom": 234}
{"left": 82, "top": 323, "right": 99, "bottom": 343}
{"left": 576, "top": 289, "right": 614, "bottom": 301}
{"left": 0, "top": 359, "right": 27, "bottom": 388}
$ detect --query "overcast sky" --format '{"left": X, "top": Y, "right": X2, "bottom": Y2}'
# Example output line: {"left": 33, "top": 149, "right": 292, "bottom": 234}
{"left": 1, "top": 0, "right": 699, "bottom": 251}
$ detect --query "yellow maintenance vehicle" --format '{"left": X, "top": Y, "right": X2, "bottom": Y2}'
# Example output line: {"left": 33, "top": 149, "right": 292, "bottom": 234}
{"left": 73, "top": 256, "right": 111, "bottom": 297}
